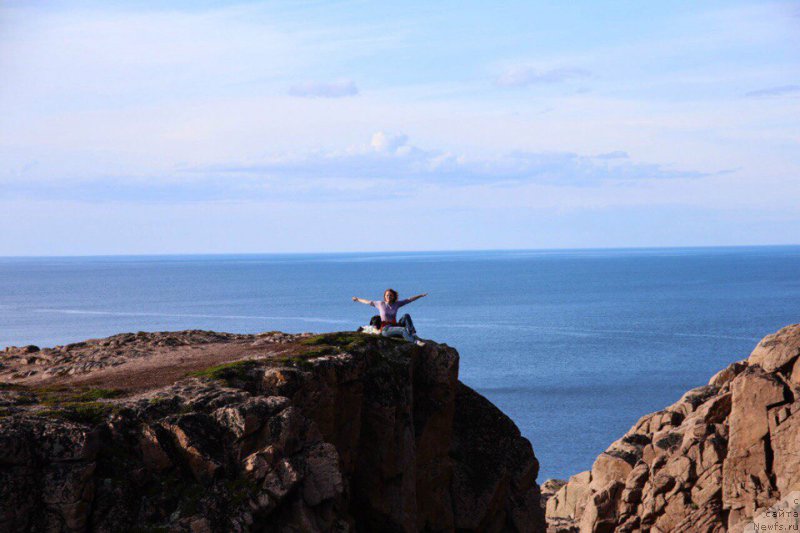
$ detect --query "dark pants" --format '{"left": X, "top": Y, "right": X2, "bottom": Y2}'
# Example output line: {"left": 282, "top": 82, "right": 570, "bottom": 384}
{"left": 381, "top": 313, "right": 417, "bottom": 342}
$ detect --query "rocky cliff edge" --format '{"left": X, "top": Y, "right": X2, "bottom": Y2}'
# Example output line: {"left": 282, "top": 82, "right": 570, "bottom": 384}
{"left": 0, "top": 331, "right": 545, "bottom": 532}
{"left": 545, "top": 324, "right": 800, "bottom": 533}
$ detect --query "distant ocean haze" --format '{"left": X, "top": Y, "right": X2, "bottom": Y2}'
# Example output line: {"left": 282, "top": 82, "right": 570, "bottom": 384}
{"left": 2, "top": 246, "right": 799, "bottom": 480}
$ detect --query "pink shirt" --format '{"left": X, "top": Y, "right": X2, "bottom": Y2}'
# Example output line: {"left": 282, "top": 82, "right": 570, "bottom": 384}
{"left": 370, "top": 299, "right": 411, "bottom": 323}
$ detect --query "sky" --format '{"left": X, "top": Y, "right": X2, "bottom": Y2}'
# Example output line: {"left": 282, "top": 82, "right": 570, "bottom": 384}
{"left": 1, "top": 1, "right": 799, "bottom": 255}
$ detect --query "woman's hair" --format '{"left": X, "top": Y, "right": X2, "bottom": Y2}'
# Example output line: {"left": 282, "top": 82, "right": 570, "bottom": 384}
{"left": 384, "top": 288, "right": 398, "bottom": 303}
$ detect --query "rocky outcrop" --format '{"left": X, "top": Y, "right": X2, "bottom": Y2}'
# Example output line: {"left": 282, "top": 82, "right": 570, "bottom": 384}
{"left": 545, "top": 323, "right": 800, "bottom": 532}
{"left": 0, "top": 331, "right": 545, "bottom": 532}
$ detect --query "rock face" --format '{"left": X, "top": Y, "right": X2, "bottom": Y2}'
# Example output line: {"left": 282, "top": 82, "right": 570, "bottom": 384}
{"left": 0, "top": 331, "right": 545, "bottom": 532}
{"left": 545, "top": 324, "right": 800, "bottom": 532}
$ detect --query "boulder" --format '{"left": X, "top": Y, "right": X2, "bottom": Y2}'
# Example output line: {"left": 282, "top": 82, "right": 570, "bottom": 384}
{"left": 749, "top": 323, "right": 800, "bottom": 372}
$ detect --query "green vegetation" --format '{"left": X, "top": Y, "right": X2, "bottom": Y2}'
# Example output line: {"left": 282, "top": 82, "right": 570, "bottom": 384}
{"left": 34, "top": 386, "right": 122, "bottom": 406}
{"left": 299, "top": 331, "right": 421, "bottom": 376}
{"left": 12, "top": 394, "right": 37, "bottom": 406}
{"left": 301, "top": 346, "right": 339, "bottom": 358}
{"left": 275, "top": 356, "right": 315, "bottom": 370}
{"left": 279, "top": 332, "right": 379, "bottom": 368}
{"left": 0, "top": 383, "right": 36, "bottom": 406}
{"left": 300, "top": 332, "right": 369, "bottom": 348}
{"left": 189, "top": 359, "right": 258, "bottom": 384}
{"left": 299, "top": 332, "right": 372, "bottom": 354}
{"left": 148, "top": 396, "right": 171, "bottom": 406}
{"left": 40, "top": 401, "right": 113, "bottom": 425}
{"left": 6, "top": 386, "right": 125, "bottom": 426}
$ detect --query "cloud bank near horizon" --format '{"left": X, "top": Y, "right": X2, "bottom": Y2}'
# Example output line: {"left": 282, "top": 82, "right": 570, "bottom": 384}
{"left": 202, "top": 131, "right": 715, "bottom": 186}
{"left": 2, "top": 132, "right": 722, "bottom": 204}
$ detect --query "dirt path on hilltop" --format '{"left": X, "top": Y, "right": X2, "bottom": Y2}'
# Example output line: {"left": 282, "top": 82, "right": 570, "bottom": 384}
{"left": 11, "top": 339, "right": 295, "bottom": 394}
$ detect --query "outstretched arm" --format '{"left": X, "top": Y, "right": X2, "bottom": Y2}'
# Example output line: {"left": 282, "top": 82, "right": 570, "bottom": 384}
{"left": 402, "top": 293, "right": 428, "bottom": 305}
{"left": 352, "top": 297, "right": 373, "bottom": 305}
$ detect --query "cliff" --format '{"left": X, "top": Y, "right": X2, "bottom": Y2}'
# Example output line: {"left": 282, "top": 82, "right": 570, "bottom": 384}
{"left": 0, "top": 331, "right": 545, "bottom": 532}
{"left": 545, "top": 324, "right": 800, "bottom": 533}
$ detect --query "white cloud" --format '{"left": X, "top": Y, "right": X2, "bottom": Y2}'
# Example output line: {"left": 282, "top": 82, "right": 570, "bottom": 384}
{"left": 370, "top": 132, "right": 409, "bottom": 153}
{"left": 496, "top": 67, "right": 589, "bottom": 88}
{"left": 1, "top": 132, "right": 719, "bottom": 206}
{"left": 189, "top": 133, "right": 712, "bottom": 190}
{"left": 744, "top": 84, "right": 800, "bottom": 98}
{"left": 288, "top": 79, "right": 359, "bottom": 98}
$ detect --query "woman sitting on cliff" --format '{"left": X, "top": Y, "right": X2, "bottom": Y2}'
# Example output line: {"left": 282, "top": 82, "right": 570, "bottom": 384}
{"left": 352, "top": 289, "right": 427, "bottom": 346}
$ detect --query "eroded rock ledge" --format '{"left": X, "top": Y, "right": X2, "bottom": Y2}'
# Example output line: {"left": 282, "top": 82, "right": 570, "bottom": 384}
{"left": 0, "top": 331, "right": 545, "bottom": 532}
{"left": 545, "top": 324, "right": 800, "bottom": 533}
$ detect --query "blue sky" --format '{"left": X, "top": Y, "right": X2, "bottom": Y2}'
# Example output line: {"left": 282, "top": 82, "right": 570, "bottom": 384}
{"left": 1, "top": 1, "right": 799, "bottom": 255}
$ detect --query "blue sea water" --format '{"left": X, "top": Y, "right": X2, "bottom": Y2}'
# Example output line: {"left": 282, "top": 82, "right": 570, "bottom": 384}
{"left": 1, "top": 246, "right": 799, "bottom": 481}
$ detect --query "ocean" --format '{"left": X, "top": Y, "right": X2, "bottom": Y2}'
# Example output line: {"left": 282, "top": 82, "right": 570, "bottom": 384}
{"left": 1, "top": 246, "right": 798, "bottom": 481}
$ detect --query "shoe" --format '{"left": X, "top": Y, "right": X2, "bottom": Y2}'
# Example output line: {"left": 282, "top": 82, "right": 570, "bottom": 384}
{"left": 415, "top": 339, "right": 426, "bottom": 347}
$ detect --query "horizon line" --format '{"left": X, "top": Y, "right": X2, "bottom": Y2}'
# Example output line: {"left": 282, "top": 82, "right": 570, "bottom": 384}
{"left": 1, "top": 243, "right": 799, "bottom": 260}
